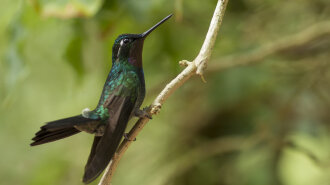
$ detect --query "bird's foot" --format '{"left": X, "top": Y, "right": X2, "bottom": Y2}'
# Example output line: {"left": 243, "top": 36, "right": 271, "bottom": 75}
{"left": 134, "top": 108, "right": 152, "bottom": 119}
{"left": 124, "top": 133, "right": 136, "bottom": 141}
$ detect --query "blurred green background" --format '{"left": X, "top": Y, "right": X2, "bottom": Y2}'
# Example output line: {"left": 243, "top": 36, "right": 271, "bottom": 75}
{"left": 1, "top": 0, "right": 330, "bottom": 185}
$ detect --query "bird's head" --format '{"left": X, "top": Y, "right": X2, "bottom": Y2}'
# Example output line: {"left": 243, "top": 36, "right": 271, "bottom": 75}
{"left": 112, "top": 14, "right": 172, "bottom": 67}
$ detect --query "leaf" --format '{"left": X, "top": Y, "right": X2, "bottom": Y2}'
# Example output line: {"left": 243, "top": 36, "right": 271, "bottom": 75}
{"left": 64, "top": 34, "right": 84, "bottom": 76}
{"left": 29, "top": 0, "right": 103, "bottom": 18}
{"left": 4, "top": 3, "right": 26, "bottom": 93}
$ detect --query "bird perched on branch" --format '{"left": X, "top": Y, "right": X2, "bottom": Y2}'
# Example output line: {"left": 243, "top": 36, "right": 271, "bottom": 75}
{"left": 30, "top": 14, "right": 172, "bottom": 184}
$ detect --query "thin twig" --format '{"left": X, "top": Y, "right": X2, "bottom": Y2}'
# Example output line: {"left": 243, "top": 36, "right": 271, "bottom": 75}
{"left": 98, "top": 0, "right": 229, "bottom": 184}
{"left": 209, "top": 21, "right": 330, "bottom": 73}
{"left": 147, "top": 21, "right": 330, "bottom": 96}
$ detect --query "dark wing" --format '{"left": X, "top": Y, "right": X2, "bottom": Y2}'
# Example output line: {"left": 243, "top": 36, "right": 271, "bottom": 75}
{"left": 83, "top": 88, "right": 137, "bottom": 183}
{"left": 84, "top": 136, "right": 101, "bottom": 171}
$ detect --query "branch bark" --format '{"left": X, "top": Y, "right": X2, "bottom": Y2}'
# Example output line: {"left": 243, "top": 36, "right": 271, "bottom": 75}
{"left": 98, "top": 0, "right": 229, "bottom": 184}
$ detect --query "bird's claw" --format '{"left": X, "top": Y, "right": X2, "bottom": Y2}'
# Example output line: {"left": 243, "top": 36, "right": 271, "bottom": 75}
{"left": 135, "top": 108, "right": 152, "bottom": 119}
{"left": 124, "top": 133, "right": 136, "bottom": 141}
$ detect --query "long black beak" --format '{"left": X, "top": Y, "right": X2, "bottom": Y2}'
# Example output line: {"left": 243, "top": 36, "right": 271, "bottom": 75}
{"left": 141, "top": 14, "right": 172, "bottom": 38}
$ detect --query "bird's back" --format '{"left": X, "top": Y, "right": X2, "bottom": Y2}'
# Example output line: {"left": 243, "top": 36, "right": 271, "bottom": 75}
{"left": 89, "top": 62, "right": 145, "bottom": 120}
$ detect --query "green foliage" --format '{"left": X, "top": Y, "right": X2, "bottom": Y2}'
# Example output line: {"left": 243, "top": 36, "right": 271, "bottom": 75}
{"left": 30, "top": 0, "right": 103, "bottom": 18}
{"left": 1, "top": 0, "right": 330, "bottom": 185}
{"left": 64, "top": 25, "right": 84, "bottom": 77}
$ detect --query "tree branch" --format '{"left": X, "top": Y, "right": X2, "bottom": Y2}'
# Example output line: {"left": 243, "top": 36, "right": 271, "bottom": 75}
{"left": 147, "top": 21, "right": 330, "bottom": 96}
{"left": 208, "top": 21, "right": 330, "bottom": 73}
{"left": 98, "top": 0, "right": 229, "bottom": 184}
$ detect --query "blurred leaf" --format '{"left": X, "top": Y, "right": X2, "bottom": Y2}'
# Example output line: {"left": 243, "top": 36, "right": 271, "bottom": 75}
{"left": 64, "top": 32, "right": 84, "bottom": 76}
{"left": 29, "top": 0, "right": 103, "bottom": 18}
{"left": 4, "top": 2, "right": 26, "bottom": 95}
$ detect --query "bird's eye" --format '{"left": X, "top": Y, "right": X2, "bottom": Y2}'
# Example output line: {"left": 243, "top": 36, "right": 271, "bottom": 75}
{"left": 123, "top": 38, "right": 129, "bottom": 44}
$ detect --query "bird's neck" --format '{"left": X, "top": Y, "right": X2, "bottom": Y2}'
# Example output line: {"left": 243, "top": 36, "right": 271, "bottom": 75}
{"left": 113, "top": 58, "right": 143, "bottom": 72}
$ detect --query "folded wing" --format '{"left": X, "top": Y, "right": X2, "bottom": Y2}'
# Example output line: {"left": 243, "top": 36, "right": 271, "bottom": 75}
{"left": 83, "top": 88, "right": 136, "bottom": 184}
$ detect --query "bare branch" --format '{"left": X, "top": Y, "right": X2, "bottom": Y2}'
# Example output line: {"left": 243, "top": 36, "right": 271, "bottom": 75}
{"left": 147, "top": 21, "right": 330, "bottom": 96}
{"left": 209, "top": 21, "right": 330, "bottom": 73}
{"left": 195, "top": 0, "right": 228, "bottom": 77}
{"left": 98, "top": 0, "right": 229, "bottom": 184}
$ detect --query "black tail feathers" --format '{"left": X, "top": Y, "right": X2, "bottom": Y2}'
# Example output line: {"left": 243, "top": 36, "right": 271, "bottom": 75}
{"left": 31, "top": 115, "right": 93, "bottom": 146}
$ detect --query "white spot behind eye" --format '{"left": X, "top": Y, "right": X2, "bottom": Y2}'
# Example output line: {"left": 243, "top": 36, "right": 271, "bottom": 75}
{"left": 120, "top": 40, "right": 124, "bottom": 46}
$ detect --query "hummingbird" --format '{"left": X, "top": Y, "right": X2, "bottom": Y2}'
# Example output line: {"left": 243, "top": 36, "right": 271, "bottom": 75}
{"left": 30, "top": 14, "right": 172, "bottom": 184}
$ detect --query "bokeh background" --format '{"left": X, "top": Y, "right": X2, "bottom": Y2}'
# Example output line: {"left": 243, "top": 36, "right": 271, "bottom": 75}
{"left": 1, "top": 0, "right": 330, "bottom": 185}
